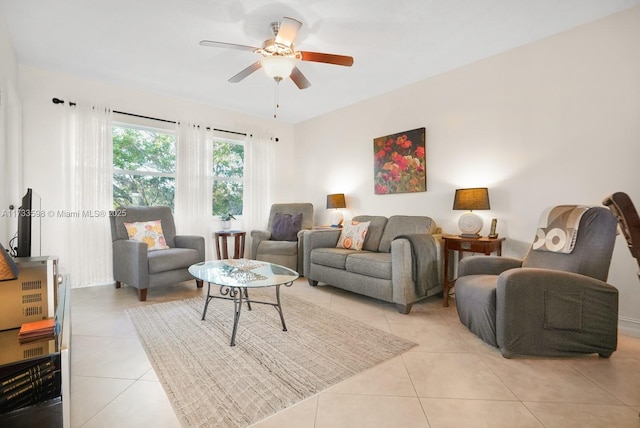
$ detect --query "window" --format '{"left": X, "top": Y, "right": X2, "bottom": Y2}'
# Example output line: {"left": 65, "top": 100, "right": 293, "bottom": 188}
{"left": 112, "top": 123, "right": 176, "bottom": 209}
{"left": 112, "top": 117, "right": 245, "bottom": 216}
{"left": 212, "top": 139, "right": 244, "bottom": 216}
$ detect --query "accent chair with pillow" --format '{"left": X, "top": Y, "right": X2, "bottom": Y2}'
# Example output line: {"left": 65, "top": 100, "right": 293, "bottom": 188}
{"left": 455, "top": 205, "right": 619, "bottom": 358}
{"left": 110, "top": 206, "right": 205, "bottom": 301}
{"left": 250, "top": 203, "right": 314, "bottom": 274}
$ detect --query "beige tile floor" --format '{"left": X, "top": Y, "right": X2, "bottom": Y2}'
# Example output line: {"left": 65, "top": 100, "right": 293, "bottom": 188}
{"left": 69, "top": 279, "right": 640, "bottom": 428}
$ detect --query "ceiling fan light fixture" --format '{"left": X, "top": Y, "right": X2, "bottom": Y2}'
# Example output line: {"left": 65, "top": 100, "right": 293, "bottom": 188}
{"left": 260, "top": 56, "right": 295, "bottom": 80}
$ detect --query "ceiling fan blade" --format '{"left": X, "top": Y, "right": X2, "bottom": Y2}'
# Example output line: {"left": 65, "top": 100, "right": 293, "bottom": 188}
{"left": 275, "top": 17, "right": 302, "bottom": 47}
{"left": 290, "top": 67, "right": 311, "bottom": 89}
{"left": 199, "top": 40, "right": 258, "bottom": 52}
{"left": 299, "top": 51, "right": 354, "bottom": 67}
{"left": 229, "top": 61, "right": 262, "bottom": 83}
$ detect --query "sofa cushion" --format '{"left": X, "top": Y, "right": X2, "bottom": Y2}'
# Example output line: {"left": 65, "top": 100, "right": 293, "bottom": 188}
{"left": 148, "top": 247, "right": 201, "bottom": 274}
{"left": 337, "top": 221, "right": 370, "bottom": 250}
{"left": 352, "top": 215, "right": 388, "bottom": 252}
{"left": 345, "top": 252, "right": 392, "bottom": 280}
{"left": 257, "top": 240, "right": 298, "bottom": 256}
{"left": 379, "top": 215, "right": 437, "bottom": 252}
{"left": 271, "top": 212, "right": 303, "bottom": 241}
{"left": 310, "top": 247, "right": 354, "bottom": 270}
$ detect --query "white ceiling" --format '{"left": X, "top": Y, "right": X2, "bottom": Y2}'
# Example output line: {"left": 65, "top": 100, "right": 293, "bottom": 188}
{"left": 1, "top": 0, "right": 639, "bottom": 124}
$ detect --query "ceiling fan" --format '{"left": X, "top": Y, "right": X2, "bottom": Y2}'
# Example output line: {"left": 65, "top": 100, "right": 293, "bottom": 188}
{"left": 199, "top": 17, "right": 354, "bottom": 89}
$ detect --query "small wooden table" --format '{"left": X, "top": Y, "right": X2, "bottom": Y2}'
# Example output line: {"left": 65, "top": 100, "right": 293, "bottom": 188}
{"left": 214, "top": 230, "right": 246, "bottom": 260}
{"left": 442, "top": 235, "right": 505, "bottom": 307}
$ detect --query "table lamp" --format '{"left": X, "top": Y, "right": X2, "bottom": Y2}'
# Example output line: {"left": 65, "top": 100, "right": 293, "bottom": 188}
{"left": 326, "top": 193, "right": 346, "bottom": 227}
{"left": 453, "top": 188, "right": 490, "bottom": 238}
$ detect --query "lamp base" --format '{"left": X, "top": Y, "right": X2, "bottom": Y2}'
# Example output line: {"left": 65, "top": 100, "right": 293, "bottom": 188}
{"left": 458, "top": 212, "right": 483, "bottom": 238}
{"left": 459, "top": 233, "right": 481, "bottom": 239}
{"left": 329, "top": 210, "right": 344, "bottom": 228}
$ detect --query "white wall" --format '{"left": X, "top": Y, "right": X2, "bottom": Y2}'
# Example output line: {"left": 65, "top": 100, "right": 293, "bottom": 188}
{"left": 0, "top": 14, "right": 21, "bottom": 246}
{"left": 17, "top": 66, "right": 295, "bottom": 273}
{"left": 293, "top": 7, "right": 640, "bottom": 335}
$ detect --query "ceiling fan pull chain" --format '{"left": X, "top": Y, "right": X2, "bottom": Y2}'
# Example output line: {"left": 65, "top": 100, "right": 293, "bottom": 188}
{"left": 273, "top": 77, "right": 282, "bottom": 118}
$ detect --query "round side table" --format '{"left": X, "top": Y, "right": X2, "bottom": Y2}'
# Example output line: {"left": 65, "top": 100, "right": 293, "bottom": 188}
{"left": 214, "top": 230, "right": 246, "bottom": 259}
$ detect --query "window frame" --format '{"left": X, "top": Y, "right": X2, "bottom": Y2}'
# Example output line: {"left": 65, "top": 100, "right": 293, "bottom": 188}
{"left": 111, "top": 114, "right": 245, "bottom": 215}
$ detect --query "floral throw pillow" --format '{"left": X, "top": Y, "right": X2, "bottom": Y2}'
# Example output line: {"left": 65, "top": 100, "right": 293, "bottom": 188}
{"left": 336, "top": 221, "right": 370, "bottom": 251}
{"left": 124, "top": 220, "right": 170, "bottom": 251}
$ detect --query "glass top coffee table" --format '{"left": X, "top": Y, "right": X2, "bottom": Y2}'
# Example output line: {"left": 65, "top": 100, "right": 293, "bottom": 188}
{"left": 188, "top": 259, "right": 299, "bottom": 346}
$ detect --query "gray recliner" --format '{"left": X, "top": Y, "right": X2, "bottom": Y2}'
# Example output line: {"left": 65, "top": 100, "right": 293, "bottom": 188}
{"left": 110, "top": 206, "right": 205, "bottom": 301}
{"left": 250, "top": 203, "right": 314, "bottom": 274}
{"left": 454, "top": 206, "right": 619, "bottom": 358}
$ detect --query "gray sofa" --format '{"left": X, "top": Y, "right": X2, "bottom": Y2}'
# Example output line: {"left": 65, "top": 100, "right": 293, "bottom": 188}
{"left": 303, "top": 215, "right": 444, "bottom": 314}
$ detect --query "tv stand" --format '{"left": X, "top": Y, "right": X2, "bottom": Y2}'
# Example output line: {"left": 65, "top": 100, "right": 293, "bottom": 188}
{"left": 0, "top": 274, "right": 70, "bottom": 427}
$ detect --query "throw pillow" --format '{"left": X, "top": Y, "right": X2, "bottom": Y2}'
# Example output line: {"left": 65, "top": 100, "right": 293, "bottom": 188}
{"left": 271, "top": 212, "right": 303, "bottom": 241}
{"left": 337, "top": 221, "right": 370, "bottom": 251}
{"left": 124, "top": 220, "right": 170, "bottom": 251}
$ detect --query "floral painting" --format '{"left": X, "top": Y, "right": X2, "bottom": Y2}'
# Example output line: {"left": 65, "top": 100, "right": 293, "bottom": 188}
{"left": 374, "top": 127, "right": 426, "bottom": 194}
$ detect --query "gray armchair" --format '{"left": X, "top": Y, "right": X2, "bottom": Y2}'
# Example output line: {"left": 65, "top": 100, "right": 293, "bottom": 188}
{"left": 250, "top": 203, "right": 313, "bottom": 274}
{"left": 110, "top": 206, "right": 205, "bottom": 301}
{"left": 454, "top": 206, "right": 619, "bottom": 358}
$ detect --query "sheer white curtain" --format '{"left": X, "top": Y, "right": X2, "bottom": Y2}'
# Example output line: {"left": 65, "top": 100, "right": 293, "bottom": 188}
{"left": 242, "top": 133, "right": 276, "bottom": 255}
{"left": 64, "top": 103, "right": 113, "bottom": 288}
{"left": 174, "top": 123, "right": 215, "bottom": 258}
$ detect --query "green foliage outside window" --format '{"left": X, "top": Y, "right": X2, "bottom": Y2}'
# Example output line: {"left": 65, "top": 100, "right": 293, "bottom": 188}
{"left": 112, "top": 125, "right": 244, "bottom": 215}
{"left": 212, "top": 141, "right": 244, "bottom": 216}
{"left": 112, "top": 126, "right": 176, "bottom": 209}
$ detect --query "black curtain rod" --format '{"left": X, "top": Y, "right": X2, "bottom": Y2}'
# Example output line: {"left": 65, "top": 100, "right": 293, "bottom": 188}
{"left": 51, "top": 97, "right": 251, "bottom": 138}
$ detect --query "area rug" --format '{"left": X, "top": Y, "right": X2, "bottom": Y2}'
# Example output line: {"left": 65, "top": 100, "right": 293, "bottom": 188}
{"left": 126, "top": 291, "right": 416, "bottom": 427}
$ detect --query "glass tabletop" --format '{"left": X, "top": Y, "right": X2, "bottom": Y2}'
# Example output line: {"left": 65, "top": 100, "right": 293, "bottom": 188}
{"left": 188, "top": 259, "right": 299, "bottom": 288}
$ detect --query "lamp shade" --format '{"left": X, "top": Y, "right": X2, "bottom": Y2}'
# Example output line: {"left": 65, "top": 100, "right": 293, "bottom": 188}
{"left": 326, "top": 193, "right": 346, "bottom": 209}
{"left": 260, "top": 56, "right": 295, "bottom": 80}
{"left": 453, "top": 188, "right": 490, "bottom": 211}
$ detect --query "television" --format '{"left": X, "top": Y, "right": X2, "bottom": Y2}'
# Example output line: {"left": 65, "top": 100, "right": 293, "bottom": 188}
{"left": 16, "top": 188, "right": 41, "bottom": 258}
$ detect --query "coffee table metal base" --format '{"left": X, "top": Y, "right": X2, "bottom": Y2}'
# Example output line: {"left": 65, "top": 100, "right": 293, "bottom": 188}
{"left": 201, "top": 281, "right": 294, "bottom": 346}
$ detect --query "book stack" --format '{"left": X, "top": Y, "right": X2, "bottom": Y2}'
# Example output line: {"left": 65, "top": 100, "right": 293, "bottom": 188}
{"left": 0, "top": 358, "right": 60, "bottom": 413}
{"left": 17, "top": 319, "right": 56, "bottom": 344}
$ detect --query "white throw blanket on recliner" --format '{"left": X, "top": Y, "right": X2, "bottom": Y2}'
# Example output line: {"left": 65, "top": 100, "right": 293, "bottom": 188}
{"left": 532, "top": 205, "right": 591, "bottom": 254}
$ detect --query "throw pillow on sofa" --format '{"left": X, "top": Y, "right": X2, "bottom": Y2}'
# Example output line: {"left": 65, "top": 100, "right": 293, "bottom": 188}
{"left": 337, "top": 221, "right": 370, "bottom": 251}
